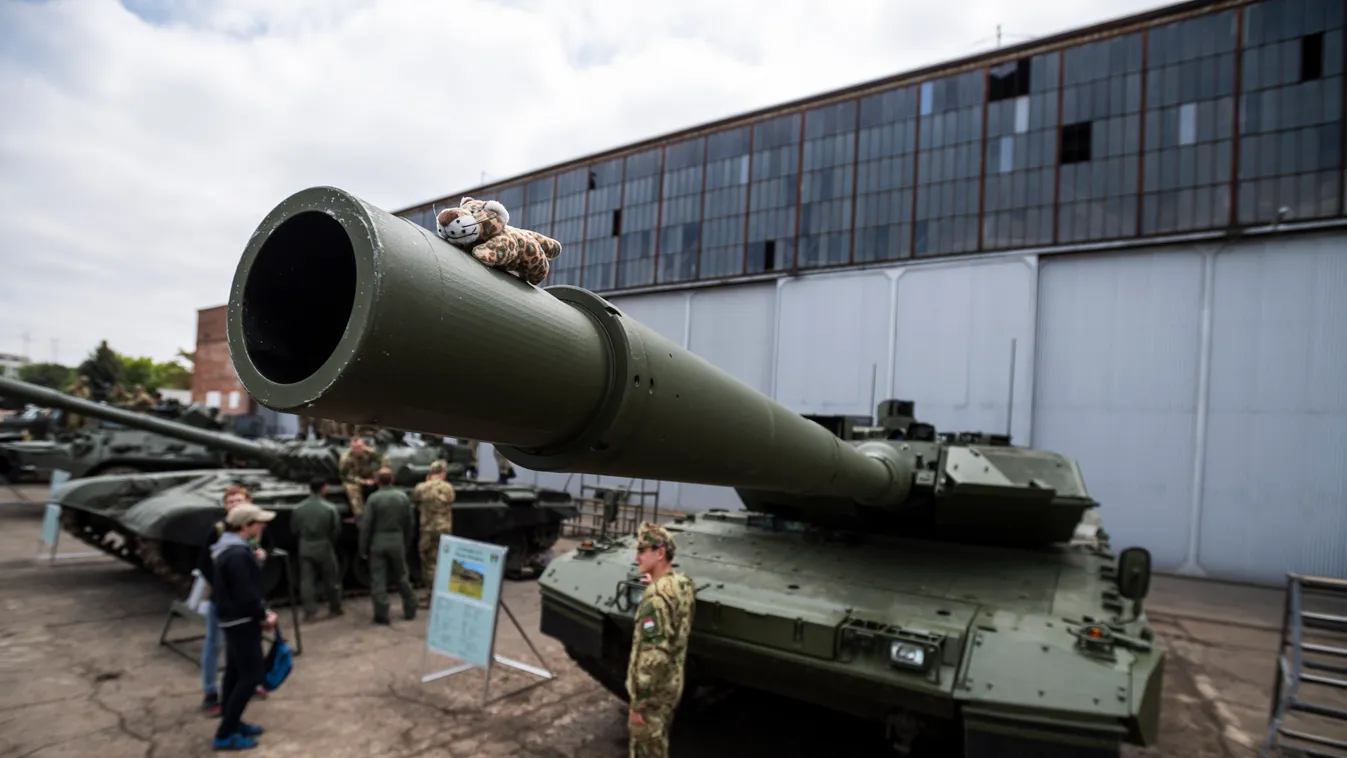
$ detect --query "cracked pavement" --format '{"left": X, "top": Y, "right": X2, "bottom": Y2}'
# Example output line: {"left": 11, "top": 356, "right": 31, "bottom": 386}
{"left": 0, "top": 483, "right": 1303, "bottom": 756}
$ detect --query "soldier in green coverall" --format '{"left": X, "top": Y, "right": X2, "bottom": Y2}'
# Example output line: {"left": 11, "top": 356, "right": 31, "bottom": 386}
{"left": 357, "top": 468, "right": 418, "bottom": 625}
{"left": 290, "top": 476, "right": 344, "bottom": 621}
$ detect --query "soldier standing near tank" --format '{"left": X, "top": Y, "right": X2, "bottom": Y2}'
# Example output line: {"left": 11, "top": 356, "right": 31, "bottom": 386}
{"left": 626, "top": 522, "right": 696, "bottom": 758}
{"left": 290, "top": 476, "right": 343, "bottom": 620}
{"left": 338, "top": 437, "right": 388, "bottom": 519}
{"left": 358, "top": 467, "right": 418, "bottom": 624}
{"left": 66, "top": 375, "right": 91, "bottom": 429}
{"left": 130, "top": 384, "right": 155, "bottom": 410}
{"left": 462, "top": 439, "right": 517, "bottom": 482}
{"left": 411, "top": 459, "right": 456, "bottom": 594}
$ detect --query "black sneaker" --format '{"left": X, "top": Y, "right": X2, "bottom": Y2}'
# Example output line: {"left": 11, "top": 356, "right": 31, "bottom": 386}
{"left": 202, "top": 692, "right": 221, "bottom": 715}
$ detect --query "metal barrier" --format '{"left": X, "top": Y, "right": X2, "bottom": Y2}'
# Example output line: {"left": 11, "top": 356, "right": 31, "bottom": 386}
{"left": 559, "top": 474, "right": 664, "bottom": 540}
{"left": 1262, "top": 573, "right": 1347, "bottom": 757}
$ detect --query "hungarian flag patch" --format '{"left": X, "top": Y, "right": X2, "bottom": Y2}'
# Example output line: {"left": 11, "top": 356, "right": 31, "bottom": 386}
{"left": 641, "top": 617, "right": 656, "bottom": 633}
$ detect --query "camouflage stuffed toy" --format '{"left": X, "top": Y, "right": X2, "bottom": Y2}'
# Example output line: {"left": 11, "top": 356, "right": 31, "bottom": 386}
{"left": 435, "top": 196, "right": 563, "bottom": 286}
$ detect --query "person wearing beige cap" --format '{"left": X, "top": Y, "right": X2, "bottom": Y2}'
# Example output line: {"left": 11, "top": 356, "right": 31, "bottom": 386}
{"left": 209, "top": 503, "right": 278, "bottom": 751}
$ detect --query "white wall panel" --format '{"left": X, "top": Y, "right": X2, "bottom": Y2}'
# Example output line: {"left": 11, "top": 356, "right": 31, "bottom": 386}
{"left": 1198, "top": 235, "right": 1347, "bottom": 583}
{"left": 1032, "top": 250, "right": 1204, "bottom": 573}
{"left": 674, "top": 283, "right": 778, "bottom": 512}
{"left": 775, "top": 272, "right": 893, "bottom": 415}
{"left": 893, "top": 259, "right": 1037, "bottom": 444}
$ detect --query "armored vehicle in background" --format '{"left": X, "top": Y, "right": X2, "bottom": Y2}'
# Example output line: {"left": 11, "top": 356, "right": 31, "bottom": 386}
{"left": 0, "top": 381, "right": 256, "bottom": 482}
{"left": 0, "top": 376, "right": 577, "bottom": 597}
{"left": 222, "top": 185, "right": 1164, "bottom": 756}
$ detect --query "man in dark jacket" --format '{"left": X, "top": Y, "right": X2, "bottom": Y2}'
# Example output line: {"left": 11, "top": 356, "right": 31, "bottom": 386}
{"left": 199, "top": 485, "right": 272, "bottom": 714}
{"left": 358, "top": 468, "right": 417, "bottom": 625}
{"left": 211, "top": 504, "right": 278, "bottom": 751}
{"left": 291, "top": 476, "right": 343, "bottom": 620}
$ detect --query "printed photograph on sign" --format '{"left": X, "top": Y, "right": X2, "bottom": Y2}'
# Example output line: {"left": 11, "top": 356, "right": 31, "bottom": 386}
{"left": 449, "top": 558, "right": 486, "bottom": 600}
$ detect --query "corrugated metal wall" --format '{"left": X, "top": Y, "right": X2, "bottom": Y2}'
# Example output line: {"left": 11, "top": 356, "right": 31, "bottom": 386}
{"left": 488, "top": 231, "right": 1347, "bottom": 585}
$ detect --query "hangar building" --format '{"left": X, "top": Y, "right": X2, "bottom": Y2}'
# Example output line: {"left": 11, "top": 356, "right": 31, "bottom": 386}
{"left": 393, "top": 0, "right": 1346, "bottom": 586}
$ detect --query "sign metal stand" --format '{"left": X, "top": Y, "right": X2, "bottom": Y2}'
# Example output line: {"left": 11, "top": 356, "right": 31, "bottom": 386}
{"left": 418, "top": 534, "right": 554, "bottom": 706}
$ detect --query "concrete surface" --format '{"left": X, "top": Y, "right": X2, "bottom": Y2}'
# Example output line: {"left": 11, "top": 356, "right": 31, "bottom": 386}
{"left": 0, "top": 483, "right": 1287, "bottom": 757}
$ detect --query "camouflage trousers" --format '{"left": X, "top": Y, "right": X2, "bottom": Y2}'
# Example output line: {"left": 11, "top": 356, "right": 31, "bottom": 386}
{"left": 343, "top": 483, "right": 366, "bottom": 518}
{"left": 418, "top": 528, "right": 448, "bottom": 588}
{"left": 628, "top": 707, "right": 673, "bottom": 758}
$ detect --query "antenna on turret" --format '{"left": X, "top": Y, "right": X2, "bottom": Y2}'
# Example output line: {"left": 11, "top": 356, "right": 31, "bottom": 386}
{"left": 1005, "top": 338, "right": 1017, "bottom": 441}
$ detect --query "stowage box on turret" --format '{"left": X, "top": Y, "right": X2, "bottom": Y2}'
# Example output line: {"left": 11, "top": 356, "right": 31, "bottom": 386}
{"left": 222, "top": 186, "right": 1164, "bottom": 757}
{"left": 0, "top": 376, "right": 577, "bottom": 596}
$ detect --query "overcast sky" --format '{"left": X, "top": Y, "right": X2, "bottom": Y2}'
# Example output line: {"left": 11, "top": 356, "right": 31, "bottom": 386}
{"left": 0, "top": 0, "right": 1169, "bottom": 367}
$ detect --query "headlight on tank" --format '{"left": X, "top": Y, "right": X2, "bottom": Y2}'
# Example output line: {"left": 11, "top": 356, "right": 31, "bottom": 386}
{"left": 889, "top": 641, "right": 931, "bottom": 671}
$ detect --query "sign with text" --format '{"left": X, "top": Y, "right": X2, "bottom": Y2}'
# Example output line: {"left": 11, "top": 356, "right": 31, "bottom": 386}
{"left": 425, "top": 534, "right": 508, "bottom": 669}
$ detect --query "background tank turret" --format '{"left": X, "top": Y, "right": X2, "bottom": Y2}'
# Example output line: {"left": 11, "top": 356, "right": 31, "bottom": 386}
{"left": 222, "top": 186, "right": 1164, "bottom": 756}
{"left": 0, "top": 377, "right": 265, "bottom": 482}
{"left": 0, "top": 375, "right": 577, "bottom": 596}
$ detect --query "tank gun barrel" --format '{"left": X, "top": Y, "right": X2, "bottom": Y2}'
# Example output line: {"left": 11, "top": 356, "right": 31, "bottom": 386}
{"left": 0, "top": 375, "right": 275, "bottom": 463}
{"left": 224, "top": 186, "right": 914, "bottom": 509}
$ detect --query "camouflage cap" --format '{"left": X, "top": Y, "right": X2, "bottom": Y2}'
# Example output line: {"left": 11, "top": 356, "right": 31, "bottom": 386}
{"left": 636, "top": 522, "right": 675, "bottom": 553}
{"left": 429, "top": 459, "right": 448, "bottom": 474}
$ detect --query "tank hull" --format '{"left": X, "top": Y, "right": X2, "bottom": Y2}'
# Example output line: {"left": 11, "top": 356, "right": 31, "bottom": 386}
{"left": 539, "top": 513, "right": 1163, "bottom": 756}
{"left": 51, "top": 467, "right": 578, "bottom": 599}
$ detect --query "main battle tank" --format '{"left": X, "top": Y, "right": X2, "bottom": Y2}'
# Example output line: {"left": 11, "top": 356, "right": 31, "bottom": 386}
{"left": 0, "top": 375, "right": 577, "bottom": 595}
{"left": 0, "top": 383, "right": 253, "bottom": 482}
{"left": 222, "top": 186, "right": 1164, "bottom": 756}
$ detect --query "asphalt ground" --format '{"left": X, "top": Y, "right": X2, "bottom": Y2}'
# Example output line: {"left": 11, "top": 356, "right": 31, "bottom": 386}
{"left": 0, "top": 482, "right": 1298, "bottom": 757}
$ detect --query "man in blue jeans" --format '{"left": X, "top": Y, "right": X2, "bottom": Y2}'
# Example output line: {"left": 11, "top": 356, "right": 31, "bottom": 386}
{"left": 199, "top": 485, "right": 271, "bottom": 714}
{"left": 210, "top": 503, "right": 279, "bottom": 751}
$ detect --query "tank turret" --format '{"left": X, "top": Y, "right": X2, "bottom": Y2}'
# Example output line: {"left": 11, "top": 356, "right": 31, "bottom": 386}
{"left": 223, "top": 186, "right": 1095, "bottom": 546}
{"left": 222, "top": 186, "right": 1163, "bottom": 756}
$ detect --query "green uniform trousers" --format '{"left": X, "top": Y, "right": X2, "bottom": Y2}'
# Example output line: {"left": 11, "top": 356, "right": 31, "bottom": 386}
{"left": 298, "top": 542, "right": 342, "bottom": 616}
{"left": 629, "top": 707, "right": 674, "bottom": 758}
{"left": 368, "top": 540, "right": 416, "bottom": 622}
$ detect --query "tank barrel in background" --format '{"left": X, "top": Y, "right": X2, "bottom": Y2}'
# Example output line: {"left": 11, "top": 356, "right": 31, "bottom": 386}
{"left": 225, "top": 186, "right": 913, "bottom": 509}
{"left": 0, "top": 375, "right": 274, "bottom": 463}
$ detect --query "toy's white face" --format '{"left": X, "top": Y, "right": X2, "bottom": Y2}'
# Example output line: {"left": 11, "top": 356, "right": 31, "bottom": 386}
{"left": 438, "top": 213, "right": 480, "bottom": 245}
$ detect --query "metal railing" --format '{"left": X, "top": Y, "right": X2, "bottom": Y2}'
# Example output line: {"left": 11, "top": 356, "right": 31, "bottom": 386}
{"left": 1262, "top": 573, "right": 1347, "bottom": 757}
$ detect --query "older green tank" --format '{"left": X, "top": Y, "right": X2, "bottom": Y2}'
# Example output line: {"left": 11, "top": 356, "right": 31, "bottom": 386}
{"left": 0, "top": 375, "right": 577, "bottom": 596}
{"left": 0, "top": 387, "right": 251, "bottom": 482}
{"left": 222, "top": 186, "right": 1164, "bottom": 756}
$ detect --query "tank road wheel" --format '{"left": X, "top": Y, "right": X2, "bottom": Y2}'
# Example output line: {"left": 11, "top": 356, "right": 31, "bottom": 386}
{"left": 139, "top": 539, "right": 193, "bottom": 592}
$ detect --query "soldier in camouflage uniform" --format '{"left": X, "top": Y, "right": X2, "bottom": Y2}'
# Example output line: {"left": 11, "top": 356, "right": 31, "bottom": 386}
{"left": 411, "top": 459, "right": 456, "bottom": 590}
{"left": 626, "top": 522, "right": 697, "bottom": 758}
{"left": 338, "top": 437, "right": 389, "bottom": 518}
{"left": 66, "top": 375, "right": 91, "bottom": 430}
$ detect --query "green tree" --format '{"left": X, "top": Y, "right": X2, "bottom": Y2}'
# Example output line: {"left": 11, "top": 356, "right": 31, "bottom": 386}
{"left": 18, "top": 362, "right": 74, "bottom": 390}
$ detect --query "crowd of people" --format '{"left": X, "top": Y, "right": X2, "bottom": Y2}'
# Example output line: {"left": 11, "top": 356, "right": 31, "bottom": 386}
{"left": 192, "top": 436, "right": 695, "bottom": 756}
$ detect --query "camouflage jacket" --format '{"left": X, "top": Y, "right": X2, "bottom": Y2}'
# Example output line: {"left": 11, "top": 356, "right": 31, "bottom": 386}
{"left": 338, "top": 449, "right": 389, "bottom": 485}
{"left": 412, "top": 479, "right": 456, "bottom": 533}
{"left": 626, "top": 571, "right": 697, "bottom": 714}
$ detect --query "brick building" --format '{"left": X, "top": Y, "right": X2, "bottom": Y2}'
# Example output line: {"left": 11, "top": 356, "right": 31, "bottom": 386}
{"left": 190, "top": 305, "right": 252, "bottom": 415}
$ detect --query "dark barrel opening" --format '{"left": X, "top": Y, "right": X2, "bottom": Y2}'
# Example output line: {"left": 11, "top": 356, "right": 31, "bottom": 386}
{"left": 241, "top": 211, "right": 357, "bottom": 385}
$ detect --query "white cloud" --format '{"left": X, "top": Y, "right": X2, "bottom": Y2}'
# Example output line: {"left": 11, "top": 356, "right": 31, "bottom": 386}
{"left": 0, "top": 0, "right": 1172, "bottom": 367}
